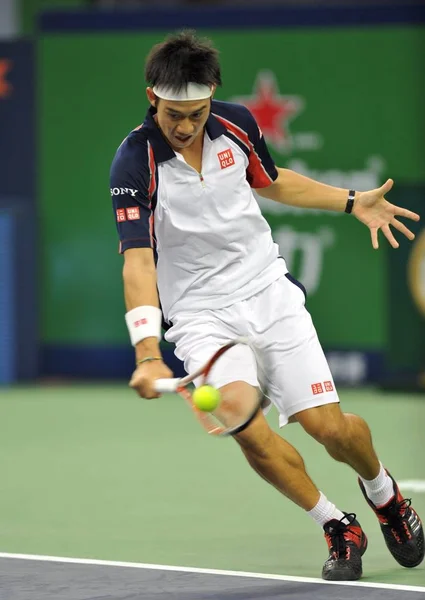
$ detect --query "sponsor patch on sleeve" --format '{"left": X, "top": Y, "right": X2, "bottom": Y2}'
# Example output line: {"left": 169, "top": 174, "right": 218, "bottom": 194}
{"left": 116, "top": 208, "right": 127, "bottom": 222}
{"left": 126, "top": 207, "right": 140, "bottom": 220}
{"left": 311, "top": 382, "right": 324, "bottom": 395}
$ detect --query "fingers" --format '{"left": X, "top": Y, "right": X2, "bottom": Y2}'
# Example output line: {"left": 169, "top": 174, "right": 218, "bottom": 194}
{"left": 371, "top": 220, "right": 417, "bottom": 250}
{"left": 370, "top": 227, "right": 379, "bottom": 250}
{"left": 129, "top": 375, "right": 160, "bottom": 399}
{"left": 391, "top": 217, "right": 415, "bottom": 241}
{"left": 393, "top": 206, "right": 420, "bottom": 222}
{"left": 381, "top": 224, "right": 399, "bottom": 248}
{"left": 379, "top": 178, "right": 394, "bottom": 195}
{"left": 129, "top": 362, "right": 174, "bottom": 399}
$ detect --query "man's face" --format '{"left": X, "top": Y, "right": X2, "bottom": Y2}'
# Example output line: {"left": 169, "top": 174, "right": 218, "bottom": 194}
{"left": 148, "top": 90, "right": 211, "bottom": 150}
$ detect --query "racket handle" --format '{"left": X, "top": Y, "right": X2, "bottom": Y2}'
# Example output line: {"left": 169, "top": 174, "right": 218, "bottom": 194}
{"left": 154, "top": 378, "right": 181, "bottom": 393}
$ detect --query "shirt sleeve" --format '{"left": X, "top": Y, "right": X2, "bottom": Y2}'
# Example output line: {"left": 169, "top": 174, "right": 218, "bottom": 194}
{"left": 110, "top": 136, "right": 153, "bottom": 253}
{"left": 243, "top": 108, "right": 278, "bottom": 189}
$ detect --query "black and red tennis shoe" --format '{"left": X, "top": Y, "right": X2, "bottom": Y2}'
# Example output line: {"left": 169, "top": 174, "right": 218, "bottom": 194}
{"left": 322, "top": 513, "right": 368, "bottom": 581}
{"left": 358, "top": 470, "right": 424, "bottom": 568}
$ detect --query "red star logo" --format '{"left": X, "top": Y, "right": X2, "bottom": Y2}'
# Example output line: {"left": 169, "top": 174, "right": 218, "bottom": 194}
{"left": 0, "top": 59, "right": 13, "bottom": 99}
{"left": 233, "top": 71, "right": 303, "bottom": 152}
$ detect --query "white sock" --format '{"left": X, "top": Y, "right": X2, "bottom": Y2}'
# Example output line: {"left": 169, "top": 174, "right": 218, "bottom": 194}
{"left": 359, "top": 462, "right": 395, "bottom": 508}
{"left": 307, "top": 492, "right": 348, "bottom": 527}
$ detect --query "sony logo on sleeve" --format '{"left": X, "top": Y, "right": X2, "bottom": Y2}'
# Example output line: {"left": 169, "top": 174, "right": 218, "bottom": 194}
{"left": 110, "top": 187, "right": 138, "bottom": 197}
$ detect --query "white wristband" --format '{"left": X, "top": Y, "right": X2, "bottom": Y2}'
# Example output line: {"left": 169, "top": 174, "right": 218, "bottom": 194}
{"left": 125, "top": 306, "right": 162, "bottom": 346}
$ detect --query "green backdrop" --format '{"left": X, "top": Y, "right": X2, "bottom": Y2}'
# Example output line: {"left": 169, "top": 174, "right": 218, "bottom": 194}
{"left": 39, "top": 27, "right": 425, "bottom": 349}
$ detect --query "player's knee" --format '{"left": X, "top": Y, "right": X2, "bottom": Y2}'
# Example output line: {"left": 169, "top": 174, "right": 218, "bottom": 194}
{"left": 298, "top": 408, "right": 349, "bottom": 448}
{"left": 314, "top": 422, "right": 348, "bottom": 448}
{"left": 217, "top": 380, "right": 261, "bottom": 431}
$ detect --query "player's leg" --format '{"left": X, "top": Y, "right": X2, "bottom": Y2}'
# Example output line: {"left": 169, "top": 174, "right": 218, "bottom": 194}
{"left": 222, "top": 380, "right": 367, "bottom": 581}
{"left": 256, "top": 273, "right": 423, "bottom": 571}
{"left": 295, "top": 394, "right": 424, "bottom": 568}
{"left": 249, "top": 274, "right": 369, "bottom": 580}
{"left": 219, "top": 381, "right": 320, "bottom": 510}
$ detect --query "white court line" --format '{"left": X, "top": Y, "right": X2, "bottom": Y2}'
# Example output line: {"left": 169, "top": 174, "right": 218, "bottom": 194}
{"left": 399, "top": 481, "right": 425, "bottom": 494}
{"left": 0, "top": 552, "right": 424, "bottom": 593}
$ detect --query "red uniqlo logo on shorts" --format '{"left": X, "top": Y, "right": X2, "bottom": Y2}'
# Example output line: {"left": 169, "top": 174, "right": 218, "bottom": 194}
{"left": 126, "top": 207, "right": 140, "bottom": 220}
{"left": 218, "top": 148, "right": 235, "bottom": 169}
{"left": 134, "top": 318, "right": 148, "bottom": 327}
{"left": 324, "top": 381, "right": 334, "bottom": 392}
{"left": 116, "top": 208, "right": 127, "bottom": 222}
{"left": 311, "top": 382, "right": 324, "bottom": 395}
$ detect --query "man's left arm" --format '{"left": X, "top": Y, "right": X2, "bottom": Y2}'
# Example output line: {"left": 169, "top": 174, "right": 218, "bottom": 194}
{"left": 256, "top": 167, "right": 349, "bottom": 212}
{"left": 255, "top": 167, "right": 420, "bottom": 250}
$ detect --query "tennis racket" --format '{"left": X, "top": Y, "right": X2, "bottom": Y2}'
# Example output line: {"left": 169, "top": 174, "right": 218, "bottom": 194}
{"left": 154, "top": 338, "right": 262, "bottom": 437}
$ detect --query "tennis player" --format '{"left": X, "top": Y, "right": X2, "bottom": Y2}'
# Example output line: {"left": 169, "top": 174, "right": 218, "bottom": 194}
{"left": 110, "top": 31, "right": 424, "bottom": 580}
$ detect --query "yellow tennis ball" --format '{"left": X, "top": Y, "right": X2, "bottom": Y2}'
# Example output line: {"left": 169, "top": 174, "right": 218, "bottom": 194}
{"left": 193, "top": 385, "right": 221, "bottom": 412}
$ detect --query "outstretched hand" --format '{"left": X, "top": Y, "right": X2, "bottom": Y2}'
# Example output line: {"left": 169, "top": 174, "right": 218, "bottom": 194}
{"left": 354, "top": 179, "right": 420, "bottom": 249}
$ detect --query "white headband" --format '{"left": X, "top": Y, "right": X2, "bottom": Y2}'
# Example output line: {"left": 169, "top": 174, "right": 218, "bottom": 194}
{"left": 153, "top": 83, "right": 213, "bottom": 102}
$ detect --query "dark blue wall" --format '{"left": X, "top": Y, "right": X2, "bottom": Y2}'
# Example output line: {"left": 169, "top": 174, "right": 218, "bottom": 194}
{"left": 0, "top": 41, "right": 38, "bottom": 381}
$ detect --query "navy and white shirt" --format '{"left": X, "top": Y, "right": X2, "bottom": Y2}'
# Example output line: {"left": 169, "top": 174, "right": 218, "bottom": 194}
{"left": 110, "top": 100, "right": 287, "bottom": 322}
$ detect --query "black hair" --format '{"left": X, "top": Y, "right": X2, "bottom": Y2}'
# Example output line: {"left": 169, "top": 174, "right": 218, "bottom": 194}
{"left": 145, "top": 30, "right": 222, "bottom": 92}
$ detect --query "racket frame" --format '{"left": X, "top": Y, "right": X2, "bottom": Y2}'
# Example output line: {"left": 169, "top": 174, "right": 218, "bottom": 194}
{"left": 154, "top": 338, "right": 261, "bottom": 436}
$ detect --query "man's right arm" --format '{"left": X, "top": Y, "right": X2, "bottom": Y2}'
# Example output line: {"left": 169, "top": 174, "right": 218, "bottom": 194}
{"left": 123, "top": 248, "right": 173, "bottom": 398}
{"left": 123, "top": 247, "right": 161, "bottom": 361}
{"left": 110, "top": 136, "right": 172, "bottom": 398}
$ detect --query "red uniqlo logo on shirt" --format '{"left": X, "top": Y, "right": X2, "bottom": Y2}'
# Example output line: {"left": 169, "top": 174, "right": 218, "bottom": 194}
{"left": 218, "top": 148, "right": 235, "bottom": 169}
{"left": 126, "top": 207, "right": 140, "bottom": 220}
{"left": 324, "top": 381, "right": 334, "bottom": 392}
{"left": 134, "top": 318, "right": 148, "bottom": 327}
{"left": 116, "top": 208, "right": 127, "bottom": 222}
{"left": 311, "top": 382, "right": 324, "bottom": 395}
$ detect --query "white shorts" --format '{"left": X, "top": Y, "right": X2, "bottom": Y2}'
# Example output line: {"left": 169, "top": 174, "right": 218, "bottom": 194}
{"left": 165, "top": 273, "right": 339, "bottom": 426}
